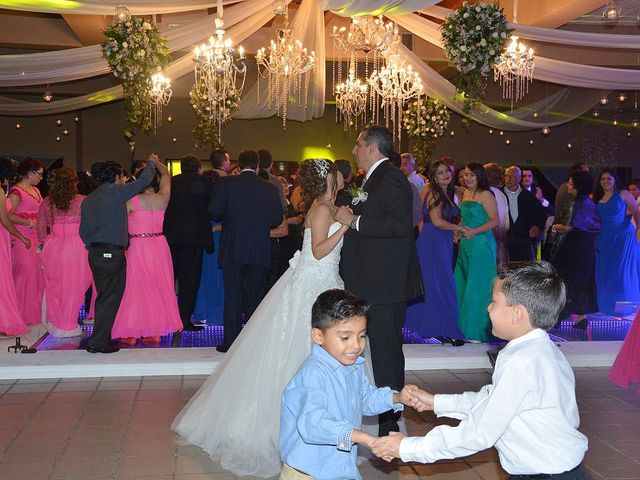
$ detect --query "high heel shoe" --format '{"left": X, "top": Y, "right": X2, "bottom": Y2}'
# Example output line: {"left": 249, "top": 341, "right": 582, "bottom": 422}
{"left": 119, "top": 337, "right": 138, "bottom": 345}
{"left": 436, "top": 336, "right": 465, "bottom": 347}
{"left": 142, "top": 336, "right": 161, "bottom": 343}
{"left": 573, "top": 318, "right": 589, "bottom": 330}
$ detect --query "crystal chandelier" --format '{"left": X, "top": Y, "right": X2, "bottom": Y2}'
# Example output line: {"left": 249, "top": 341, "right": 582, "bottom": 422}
{"left": 114, "top": 4, "right": 131, "bottom": 24}
{"left": 330, "top": 15, "right": 398, "bottom": 94}
{"left": 149, "top": 70, "right": 172, "bottom": 133}
{"left": 335, "top": 61, "right": 368, "bottom": 130}
{"left": 602, "top": 1, "right": 621, "bottom": 22}
{"left": 493, "top": 35, "right": 534, "bottom": 110}
{"left": 256, "top": 3, "right": 316, "bottom": 129}
{"left": 193, "top": 0, "right": 246, "bottom": 143}
{"left": 368, "top": 50, "right": 424, "bottom": 142}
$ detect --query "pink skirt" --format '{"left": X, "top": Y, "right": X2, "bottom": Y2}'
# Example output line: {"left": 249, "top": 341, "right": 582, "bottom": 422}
{"left": 609, "top": 310, "right": 640, "bottom": 396}
{"left": 11, "top": 225, "right": 43, "bottom": 325}
{"left": 112, "top": 235, "right": 182, "bottom": 338}
{"left": 41, "top": 224, "right": 91, "bottom": 337}
{"left": 0, "top": 228, "right": 29, "bottom": 335}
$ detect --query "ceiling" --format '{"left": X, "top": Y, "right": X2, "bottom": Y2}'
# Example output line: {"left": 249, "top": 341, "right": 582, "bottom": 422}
{"left": 1, "top": 0, "right": 638, "bottom": 101}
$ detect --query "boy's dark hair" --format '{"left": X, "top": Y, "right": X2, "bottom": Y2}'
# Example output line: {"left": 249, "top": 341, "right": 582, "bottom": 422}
{"left": 238, "top": 150, "right": 260, "bottom": 170}
{"left": 258, "top": 149, "right": 273, "bottom": 169}
{"left": 95, "top": 161, "right": 123, "bottom": 185}
{"left": 311, "top": 289, "right": 370, "bottom": 331}
{"left": 497, "top": 261, "right": 566, "bottom": 330}
{"left": 181, "top": 155, "right": 201, "bottom": 174}
{"left": 334, "top": 159, "right": 353, "bottom": 181}
{"left": 210, "top": 149, "right": 227, "bottom": 169}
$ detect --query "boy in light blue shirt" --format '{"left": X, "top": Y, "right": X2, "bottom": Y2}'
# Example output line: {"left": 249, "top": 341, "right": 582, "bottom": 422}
{"left": 279, "top": 289, "right": 417, "bottom": 480}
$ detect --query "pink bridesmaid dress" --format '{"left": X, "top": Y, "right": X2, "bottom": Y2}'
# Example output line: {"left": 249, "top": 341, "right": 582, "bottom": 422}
{"left": 0, "top": 201, "right": 29, "bottom": 336}
{"left": 37, "top": 195, "right": 92, "bottom": 337}
{"left": 9, "top": 185, "right": 44, "bottom": 325}
{"left": 112, "top": 196, "right": 182, "bottom": 340}
{"left": 609, "top": 309, "right": 640, "bottom": 396}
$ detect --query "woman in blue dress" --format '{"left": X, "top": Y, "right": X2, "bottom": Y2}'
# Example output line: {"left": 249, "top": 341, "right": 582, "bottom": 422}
{"left": 406, "top": 160, "right": 466, "bottom": 346}
{"left": 594, "top": 168, "right": 640, "bottom": 315}
{"left": 193, "top": 171, "right": 224, "bottom": 326}
{"left": 454, "top": 162, "right": 498, "bottom": 342}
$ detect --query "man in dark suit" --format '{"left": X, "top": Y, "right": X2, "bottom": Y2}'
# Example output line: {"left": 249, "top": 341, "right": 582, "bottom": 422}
{"left": 335, "top": 125, "right": 423, "bottom": 436}
{"left": 503, "top": 166, "right": 547, "bottom": 261}
{"left": 163, "top": 155, "right": 214, "bottom": 331}
{"left": 209, "top": 150, "right": 284, "bottom": 352}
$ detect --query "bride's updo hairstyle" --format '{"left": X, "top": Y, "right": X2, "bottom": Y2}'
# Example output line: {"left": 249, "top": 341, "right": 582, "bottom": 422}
{"left": 299, "top": 158, "right": 337, "bottom": 212}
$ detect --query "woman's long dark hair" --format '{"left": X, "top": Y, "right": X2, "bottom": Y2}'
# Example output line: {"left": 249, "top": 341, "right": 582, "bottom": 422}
{"left": 427, "top": 160, "right": 455, "bottom": 211}
{"left": 465, "top": 162, "right": 490, "bottom": 192}
{"left": 593, "top": 167, "right": 617, "bottom": 203}
{"left": 49, "top": 168, "right": 78, "bottom": 212}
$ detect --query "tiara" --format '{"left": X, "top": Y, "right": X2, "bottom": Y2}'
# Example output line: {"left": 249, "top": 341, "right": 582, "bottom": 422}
{"left": 312, "top": 159, "right": 331, "bottom": 178}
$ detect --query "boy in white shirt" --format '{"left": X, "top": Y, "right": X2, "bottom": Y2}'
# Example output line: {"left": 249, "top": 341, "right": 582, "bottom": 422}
{"left": 371, "top": 261, "right": 591, "bottom": 479}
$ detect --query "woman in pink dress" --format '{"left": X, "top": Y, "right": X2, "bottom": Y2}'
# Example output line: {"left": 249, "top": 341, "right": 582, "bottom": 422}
{"left": 609, "top": 309, "right": 640, "bottom": 395}
{"left": 8, "top": 158, "right": 45, "bottom": 326}
{"left": 0, "top": 159, "right": 30, "bottom": 336}
{"left": 37, "top": 168, "right": 91, "bottom": 337}
{"left": 112, "top": 160, "right": 182, "bottom": 344}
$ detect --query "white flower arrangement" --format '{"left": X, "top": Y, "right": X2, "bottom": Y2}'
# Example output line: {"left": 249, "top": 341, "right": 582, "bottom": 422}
{"left": 189, "top": 77, "right": 239, "bottom": 150}
{"left": 403, "top": 97, "right": 450, "bottom": 167}
{"left": 102, "top": 17, "right": 170, "bottom": 135}
{"left": 440, "top": 1, "right": 510, "bottom": 112}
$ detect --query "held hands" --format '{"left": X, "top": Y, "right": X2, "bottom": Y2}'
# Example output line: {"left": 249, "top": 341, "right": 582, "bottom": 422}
{"left": 334, "top": 206, "right": 355, "bottom": 227}
{"left": 371, "top": 431, "right": 404, "bottom": 462}
{"left": 529, "top": 225, "right": 541, "bottom": 238}
{"left": 398, "top": 384, "right": 434, "bottom": 412}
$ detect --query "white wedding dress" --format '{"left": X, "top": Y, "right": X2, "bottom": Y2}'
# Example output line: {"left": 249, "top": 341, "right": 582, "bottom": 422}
{"left": 173, "top": 223, "right": 346, "bottom": 478}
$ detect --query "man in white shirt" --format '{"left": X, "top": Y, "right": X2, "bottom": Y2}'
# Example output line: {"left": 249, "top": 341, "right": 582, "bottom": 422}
{"left": 400, "top": 152, "right": 426, "bottom": 193}
{"left": 371, "top": 261, "right": 590, "bottom": 480}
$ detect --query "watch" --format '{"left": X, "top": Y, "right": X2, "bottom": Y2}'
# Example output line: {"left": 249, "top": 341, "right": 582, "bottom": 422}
{"left": 350, "top": 215, "right": 359, "bottom": 230}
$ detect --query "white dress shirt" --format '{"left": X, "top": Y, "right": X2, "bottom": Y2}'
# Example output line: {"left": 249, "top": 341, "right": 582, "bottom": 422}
{"left": 407, "top": 171, "right": 426, "bottom": 193}
{"left": 504, "top": 185, "right": 521, "bottom": 223}
{"left": 354, "top": 157, "right": 388, "bottom": 230}
{"left": 399, "top": 329, "right": 588, "bottom": 475}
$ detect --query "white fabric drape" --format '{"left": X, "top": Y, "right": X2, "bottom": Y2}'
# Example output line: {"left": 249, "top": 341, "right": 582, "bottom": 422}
{"left": 0, "top": 1, "right": 276, "bottom": 116}
{"left": 236, "top": 0, "right": 325, "bottom": 122}
{"left": 422, "top": 5, "right": 640, "bottom": 49}
{"left": 390, "top": 12, "right": 640, "bottom": 89}
{"left": 0, "top": 0, "right": 230, "bottom": 15}
{"left": 0, "top": 0, "right": 274, "bottom": 87}
{"left": 395, "top": 43, "right": 608, "bottom": 131}
{"left": 319, "top": 0, "right": 439, "bottom": 16}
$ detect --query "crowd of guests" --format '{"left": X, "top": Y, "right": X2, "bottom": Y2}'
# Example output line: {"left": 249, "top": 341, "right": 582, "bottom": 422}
{"left": 1, "top": 150, "right": 639, "bottom": 352}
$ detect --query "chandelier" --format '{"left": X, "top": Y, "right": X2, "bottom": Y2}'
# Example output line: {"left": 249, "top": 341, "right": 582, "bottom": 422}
{"left": 330, "top": 15, "right": 398, "bottom": 95}
{"left": 368, "top": 50, "right": 424, "bottom": 142}
{"left": 149, "top": 70, "right": 172, "bottom": 133}
{"left": 256, "top": 3, "right": 316, "bottom": 129}
{"left": 602, "top": 1, "right": 621, "bottom": 22}
{"left": 335, "top": 61, "right": 368, "bottom": 130}
{"left": 114, "top": 4, "right": 131, "bottom": 24}
{"left": 493, "top": 35, "right": 534, "bottom": 110}
{"left": 193, "top": 0, "right": 246, "bottom": 142}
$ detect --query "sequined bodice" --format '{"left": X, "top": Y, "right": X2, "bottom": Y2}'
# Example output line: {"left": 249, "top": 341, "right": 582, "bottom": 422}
{"left": 292, "top": 222, "right": 343, "bottom": 274}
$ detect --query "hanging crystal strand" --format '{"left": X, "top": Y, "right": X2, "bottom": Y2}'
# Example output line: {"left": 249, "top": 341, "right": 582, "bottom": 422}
{"left": 283, "top": 80, "right": 288, "bottom": 128}
{"left": 304, "top": 71, "right": 309, "bottom": 110}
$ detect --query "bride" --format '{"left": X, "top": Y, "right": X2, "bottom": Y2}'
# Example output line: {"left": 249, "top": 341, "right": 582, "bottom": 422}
{"left": 173, "top": 158, "right": 350, "bottom": 477}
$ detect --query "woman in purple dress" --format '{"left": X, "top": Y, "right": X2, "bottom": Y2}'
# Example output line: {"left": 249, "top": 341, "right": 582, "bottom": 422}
{"left": 406, "top": 160, "right": 466, "bottom": 346}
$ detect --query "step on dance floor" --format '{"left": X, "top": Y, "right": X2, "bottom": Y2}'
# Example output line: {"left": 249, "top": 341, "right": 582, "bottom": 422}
{"left": 0, "top": 312, "right": 633, "bottom": 380}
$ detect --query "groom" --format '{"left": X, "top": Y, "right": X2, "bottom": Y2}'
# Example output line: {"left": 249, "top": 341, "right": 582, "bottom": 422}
{"left": 335, "top": 125, "right": 423, "bottom": 436}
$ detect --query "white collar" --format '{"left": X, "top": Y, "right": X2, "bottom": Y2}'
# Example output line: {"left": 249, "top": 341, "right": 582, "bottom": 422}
{"left": 505, "top": 185, "right": 522, "bottom": 195}
{"left": 241, "top": 168, "right": 256, "bottom": 174}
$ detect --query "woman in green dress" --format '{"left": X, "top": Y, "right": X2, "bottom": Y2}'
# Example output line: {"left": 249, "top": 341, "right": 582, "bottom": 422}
{"left": 454, "top": 162, "right": 498, "bottom": 342}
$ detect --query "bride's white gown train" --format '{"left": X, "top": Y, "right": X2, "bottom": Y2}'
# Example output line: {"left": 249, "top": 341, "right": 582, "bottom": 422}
{"left": 173, "top": 223, "right": 346, "bottom": 477}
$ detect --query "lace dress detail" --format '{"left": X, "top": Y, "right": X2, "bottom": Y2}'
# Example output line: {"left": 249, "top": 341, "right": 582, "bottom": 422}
{"left": 37, "top": 195, "right": 84, "bottom": 241}
{"left": 173, "top": 223, "right": 344, "bottom": 478}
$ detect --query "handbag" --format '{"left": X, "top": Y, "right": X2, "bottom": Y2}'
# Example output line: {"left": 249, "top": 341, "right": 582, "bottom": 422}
{"left": 543, "top": 199, "right": 575, "bottom": 262}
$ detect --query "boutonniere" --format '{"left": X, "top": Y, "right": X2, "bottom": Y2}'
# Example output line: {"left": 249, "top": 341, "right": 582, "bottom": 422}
{"left": 347, "top": 185, "right": 368, "bottom": 205}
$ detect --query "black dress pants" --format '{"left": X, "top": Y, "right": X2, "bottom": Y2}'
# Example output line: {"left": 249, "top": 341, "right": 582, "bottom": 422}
{"left": 170, "top": 243, "right": 204, "bottom": 327}
{"left": 221, "top": 262, "right": 269, "bottom": 348}
{"left": 366, "top": 302, "right": 407, "bottom": 436}
{"left": 507, "top": 237, "right": 535, "bottom": 261}
{"left": 87, "top": 245, "right": 126, "bottom": 349}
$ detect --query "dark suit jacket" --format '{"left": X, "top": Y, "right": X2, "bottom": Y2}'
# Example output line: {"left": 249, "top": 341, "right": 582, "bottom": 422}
{"left": 341, "top": 160, "right": 423, "bottom": 305}
{"left": 163, "top": 172, "right": 214, "bottom": 251}
{"left": 503, "top": 187, "right": 547, "bottom": 239}
{"left": 209, "top": 171, "right": 283, "bottom": 268}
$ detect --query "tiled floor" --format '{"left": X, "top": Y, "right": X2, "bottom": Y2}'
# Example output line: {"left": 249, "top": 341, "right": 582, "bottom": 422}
{"left": 0, "top": 369, "right": 638, "bottom": 480}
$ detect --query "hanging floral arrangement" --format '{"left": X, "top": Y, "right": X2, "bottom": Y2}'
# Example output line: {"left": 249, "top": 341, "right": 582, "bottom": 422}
{"left": 102, "top": 17, "right": 170, "bottom": 140}
{"left": 189, "top": 78, "right": 239, "bottom": 150}
{"left": 403, "top": 97, "right": 450, "bottom": 167}
{"left": 441, "top": 1, "right": 510, "bottom": 113}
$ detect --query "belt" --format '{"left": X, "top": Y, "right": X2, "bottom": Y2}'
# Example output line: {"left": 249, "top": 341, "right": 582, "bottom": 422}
{"left": 90, "top": 242, "right": 125, "bottom": 250}
{"left": 129, "top": 232, "right": 163, "bottom": 238}
{"left": 510, "top": 463, "right": 582, "bottom": 479}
